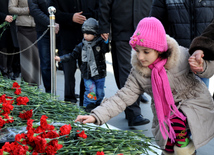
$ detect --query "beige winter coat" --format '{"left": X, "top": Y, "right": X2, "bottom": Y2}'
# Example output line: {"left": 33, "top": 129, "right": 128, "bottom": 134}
{"left": 91, "top": 35, "right": 214, "bottom": 150}
{"left": 8, "top": 0, "right": 35, "bottom": 27}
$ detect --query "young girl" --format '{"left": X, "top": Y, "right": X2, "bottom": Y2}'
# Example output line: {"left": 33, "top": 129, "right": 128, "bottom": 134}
{"left": 75, "top": 17, "right": 214, "bottom": 155}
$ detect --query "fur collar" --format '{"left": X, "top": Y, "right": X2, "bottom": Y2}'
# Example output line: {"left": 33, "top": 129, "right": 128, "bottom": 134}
{"left": 131, "top": 35, "right": 181, "bottom": 77}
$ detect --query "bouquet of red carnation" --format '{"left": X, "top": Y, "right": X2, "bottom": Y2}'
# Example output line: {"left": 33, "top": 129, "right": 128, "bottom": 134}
{"left": 19, "top": 109, "right": 33, "bottom": 120}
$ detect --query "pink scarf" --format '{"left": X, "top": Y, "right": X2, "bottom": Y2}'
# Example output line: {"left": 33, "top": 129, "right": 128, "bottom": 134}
{"left": 148, "top": 58, "right": 186, "bottom": 142}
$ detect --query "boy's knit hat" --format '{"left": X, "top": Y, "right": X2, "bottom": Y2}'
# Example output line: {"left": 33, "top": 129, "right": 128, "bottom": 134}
{"left": 82, "top": 18, "right": 99, "bottom": 35}
{"left": 129, "top": 17, "right": 168, "bottom": 52}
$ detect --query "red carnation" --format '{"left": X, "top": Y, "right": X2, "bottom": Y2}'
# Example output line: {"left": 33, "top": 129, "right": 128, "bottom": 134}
{"left": 76, "top": 130, "right": 87, "bottom": 139}
{"left": 0, "top": 117, "right": 6, "bottom": 128}
{"left": 34, "top": 136, "right": 47, "bottom": 153}
{"left": 96, "top": 151, "right": 105, "bottom": 155}
{"left": 4, "top": 114, "right": 14, "bottom": 123}
{"left": 19, "top": 109, "right": 33, "bottom": 120}
{"left": 0, "top": 94, "right": 6, "bottom": 103}
{"left": 40, "top": 115, "right": 48, "bottom": 130}
{"left": 26, "top": 119, "right": 34, "bottom": 131}
{"left": 16, "top": 96, "right": 29, "bottom": 105}
{"left": 2, "top": 103, "right": 14, "bottom": 114}
{"left": 12, "top": 82, "right": 20, "bottom": 88}
{"left": 15, "top": 133, "right": 26, "bottom": 142}
{"left": 14, "top": 88, "right": 21, "bottom": 95}
{"left": 45, "top": 145, "right": 56, "bottom": 155}
{"left": 12, "top": 144, "right": 29, "bottom": 155}
{"left": 45, "top": 130, "right": 59, "bottom": 138}
{"left": 59, "top": 124, "right": 72, "bottom": 136}
{"left": 48, "top": 139, "right": 63, "bottom": 150}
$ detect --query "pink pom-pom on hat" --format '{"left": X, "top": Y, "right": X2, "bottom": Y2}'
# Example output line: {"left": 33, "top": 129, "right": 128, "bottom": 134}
{"left": 129, "top": 17, "right": 168, "bottom": 52}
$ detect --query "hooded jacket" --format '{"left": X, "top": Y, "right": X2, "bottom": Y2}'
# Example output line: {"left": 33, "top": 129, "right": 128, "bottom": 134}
{"left": 91, "top": 35, "right": 214, "bottom": 149}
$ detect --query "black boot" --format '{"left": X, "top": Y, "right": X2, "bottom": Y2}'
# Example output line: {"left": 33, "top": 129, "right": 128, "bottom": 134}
{"left": 141, "top": 94, "right": 149, "bottom": 103}
{"left": 84, "top": 103, "right": 97, "bottom": 113}
{"left": 128, "top": 115, "right": 150, "bottom": 126}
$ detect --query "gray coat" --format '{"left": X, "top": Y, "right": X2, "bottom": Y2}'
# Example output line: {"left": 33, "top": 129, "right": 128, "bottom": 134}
{"left": 91, "top": 35, "right": 214, "bottom": 149}
{"left": 8, "top": 0, "right": 35, "bottom": 27}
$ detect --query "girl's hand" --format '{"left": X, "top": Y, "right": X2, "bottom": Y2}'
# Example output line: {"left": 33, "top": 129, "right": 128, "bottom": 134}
{"left": 75, "top": 115, "right": 96, "bottom": 124}
{"left": 55, "top": 56, "right": 61, "bottom": 62}
{"left": 188, "top": 50, "right": 204, "bottom": 73}
{"left": 5, "top": 15, "right": 13, "bottom": 23}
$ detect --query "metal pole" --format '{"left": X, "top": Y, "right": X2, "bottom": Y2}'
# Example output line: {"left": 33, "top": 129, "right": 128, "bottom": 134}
{"left": 48, "top": 6, "right": 56, "bottom": 96}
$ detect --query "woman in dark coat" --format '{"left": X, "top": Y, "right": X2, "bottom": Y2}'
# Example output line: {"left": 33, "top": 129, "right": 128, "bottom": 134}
{"left": 0, "top": 0, "right": 19, "bottom": 79}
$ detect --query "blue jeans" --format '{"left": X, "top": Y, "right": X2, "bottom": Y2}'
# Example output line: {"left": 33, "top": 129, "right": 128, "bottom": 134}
{"left": 37, "top": 31, "right": 51, "bottom": 93}
{"left": 200, "top": 77, "right": 209, "bottom": 88}
{"left": 83, "top": 78, "right": 105, "bottom": 107}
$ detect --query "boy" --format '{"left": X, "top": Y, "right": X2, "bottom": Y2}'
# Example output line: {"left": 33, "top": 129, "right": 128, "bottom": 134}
{"left": 55, "top": 18, "right": 109, "bottom": 112}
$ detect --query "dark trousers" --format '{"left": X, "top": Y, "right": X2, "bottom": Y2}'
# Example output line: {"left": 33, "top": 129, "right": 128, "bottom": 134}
{"left": 62, "top": 49, "right": 87, "bottom": 103}
{"left": 37, "top": 32, "right": 51, "bottom": 93}
{"left": 0, "top": 48, "right": 14, "bottom": 74}
{"left": 111, "top": 41, "right": 141, "bottom": 121}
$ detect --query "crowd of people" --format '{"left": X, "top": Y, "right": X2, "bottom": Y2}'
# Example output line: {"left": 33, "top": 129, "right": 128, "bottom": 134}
{"left": 1, "top": 0, "right": 214, "bottom": 155}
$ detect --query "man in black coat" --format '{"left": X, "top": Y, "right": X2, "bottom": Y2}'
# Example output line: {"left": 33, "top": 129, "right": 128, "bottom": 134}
{"left": 99, "top": 0, "right": 152, "bottom": 126}
{"left": 50, "top": 0, "right": 99, "bottom": 104}
{"left": 28, "top": 0, "right": 59, "bottom": 93}
{"left": 0, "top": 0, "right": 18, "bottom": 79}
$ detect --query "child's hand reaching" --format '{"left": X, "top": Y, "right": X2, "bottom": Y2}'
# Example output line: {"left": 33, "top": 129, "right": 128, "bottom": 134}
{"left": 55, "top": 56, "right": 61, "bottom": 62}
{"left": 75, "top": 115, "right": 96, "bottom": 124}
{"left": 188, "top": 50, "right": 204, "bottom": 74}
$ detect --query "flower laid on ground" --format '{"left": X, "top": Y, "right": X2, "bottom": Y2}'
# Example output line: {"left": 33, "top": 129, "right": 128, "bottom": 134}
{"left": 12, "top": 81, "right": 22, "bottom": 95}
{"left": 0, "top": 79, "right": 159, "bottom": 154}
{"left": 76, "top": 130, "right": 87, "bottom": 139}
{"left": 16, "top": 96, "right": 29, "bottom": 105}
{"left": 19, "top": 109, "right": 33, "bottom": 120}
{"left": 0, "top": 94, "right": 14, "bottom": 129}
{"left": 96, "top": 151, "right": 105, "bottom": 155}
{"left": 59, "top": 124, "right": 72, "bottom": 136}
{"left": 0, "top": 115, "right": 64, "bottom": 155}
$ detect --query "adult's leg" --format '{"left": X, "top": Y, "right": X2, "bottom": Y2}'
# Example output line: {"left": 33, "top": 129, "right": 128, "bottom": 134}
{"left": 111, "top": 41, "right": 149, "bottom": 126}
{"left": 7, "top": 46, "right": 15, "bottom": 79}
{"left": 62, "top": 49, "right": 77, "bottom": 103}
{"left": 37, "top": 32, "right": 51, "bottom": 93}
{"left": 78, "top": 57, "right": 85, "bottom": 106}
{"left": 18, "top": 26, "right": 40, "bottom": 85}
{"left": 0, "top": 48, "right": 8, "bottom": 77}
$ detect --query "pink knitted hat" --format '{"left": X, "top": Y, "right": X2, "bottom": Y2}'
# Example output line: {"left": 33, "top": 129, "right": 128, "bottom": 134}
{"left": 129, "top": 17, "right": 168, "bottom": 52}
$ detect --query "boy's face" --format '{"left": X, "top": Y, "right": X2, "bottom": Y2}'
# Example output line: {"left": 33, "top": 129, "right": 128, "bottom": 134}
{"left": 84, "top": 33, "right": 95, "bottom": 41}
{"left": 135, "top": 45, "right": 160, "bottom": 67}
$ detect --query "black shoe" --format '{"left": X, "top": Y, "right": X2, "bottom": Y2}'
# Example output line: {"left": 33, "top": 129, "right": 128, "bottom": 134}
{"left": 70, "top": 99, "right": 77, "bottom": 103}
{"left": 141, "top": 94, "right": 149, "bottom": 103}
{"left": 75, "top": 94, "right": 80, "bottom": 98}
{"left": 128, "top": 115, "right": 150, "bottom": 126}
{"left": 13, "top": 72, "right": 20, "bottom": 78}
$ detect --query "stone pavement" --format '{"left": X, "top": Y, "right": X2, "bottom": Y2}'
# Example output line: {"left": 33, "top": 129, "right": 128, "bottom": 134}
{"left": 37, "top": 52, "right": 214, "bottom": 155}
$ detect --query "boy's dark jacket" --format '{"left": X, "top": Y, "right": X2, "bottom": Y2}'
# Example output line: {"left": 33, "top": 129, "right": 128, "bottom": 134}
{"left": 60, "top": 36, "right": 109, "bottom": 80}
